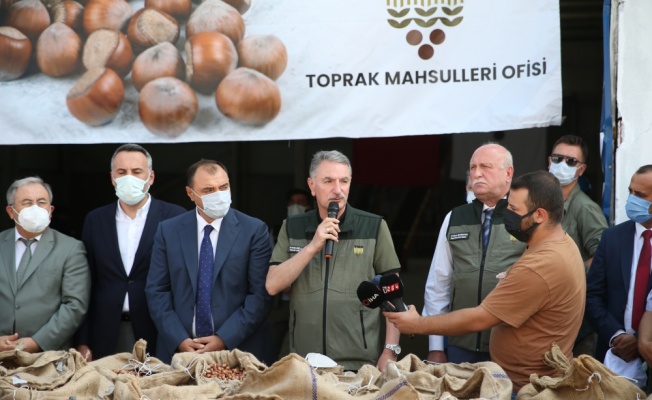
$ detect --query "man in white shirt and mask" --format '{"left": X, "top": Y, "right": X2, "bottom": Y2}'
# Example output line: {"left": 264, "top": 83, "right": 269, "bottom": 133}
{"left": 0, "top": 177, "right": 90, "bottom": 353}
{"left": 75, "top": 144, "right": 186, "bottom": 360}
{"left": 547, "top": 135, "right": 607, "bottom": 357}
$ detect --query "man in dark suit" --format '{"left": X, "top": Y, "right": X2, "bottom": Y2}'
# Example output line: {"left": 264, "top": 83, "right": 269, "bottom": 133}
{"left": 1, "top": 177, "right": 90, "bottom": 352}
{"left": 146, "top": 159, "right": 273, "bottom": 364}
{"left": 75, "top": 144, "right": 186, "bottom": 360}
{"left": 586, "top": 165, "right": 652, "bottom": 381}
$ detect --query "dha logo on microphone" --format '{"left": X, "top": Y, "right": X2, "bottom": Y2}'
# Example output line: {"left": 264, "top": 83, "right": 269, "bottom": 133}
{"left": 363, "top": 293, "right": 380, "bottom": 306}
{"left": 386, "top": 0, "right": 464, "bottom": 60}
{"left": 382, "top": 283, "right": 400, "bottom": 293}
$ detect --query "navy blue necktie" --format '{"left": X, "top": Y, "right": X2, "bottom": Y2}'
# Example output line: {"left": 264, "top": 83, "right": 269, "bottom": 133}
{"left": 196, "top": 225, "right": 214, "bottom": 337}
{"left": 482, "top": 209, "right": 494, "bottom": 250}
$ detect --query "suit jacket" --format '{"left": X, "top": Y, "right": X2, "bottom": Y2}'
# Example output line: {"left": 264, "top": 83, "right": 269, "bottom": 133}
{"left": 146, "top": 208, "right": 273, "bottom": 364}
{"left": 0, "top": 227, "right": 90, "bottom": 351}
{"left": 75, "top": 198, "right": 186, "bottom": 358}
{"left": 586, "top": 220, "right": 637, "bottom": 361}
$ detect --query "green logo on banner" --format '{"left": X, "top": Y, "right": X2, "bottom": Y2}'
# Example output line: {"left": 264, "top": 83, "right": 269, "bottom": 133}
{"left": 386, "top": 0, "right": 464, "bottom": 60}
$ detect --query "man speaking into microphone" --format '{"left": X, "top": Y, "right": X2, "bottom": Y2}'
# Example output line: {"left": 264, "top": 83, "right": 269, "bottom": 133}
{"left": 266, "top": 150, "right": 402, "bottom": 372}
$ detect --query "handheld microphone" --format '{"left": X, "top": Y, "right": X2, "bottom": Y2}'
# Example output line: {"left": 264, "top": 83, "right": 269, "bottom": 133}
{"left": 357, "top": 281, "right": 395, "bottom": 312}
{"left": 357, "top": 281, "right": 385, "bottom": 309}
{"left": 324, "top": 201, "right": 339, "bottom": 259}
{"left": 379, "top": 274, "right": 409, "bottom": 312}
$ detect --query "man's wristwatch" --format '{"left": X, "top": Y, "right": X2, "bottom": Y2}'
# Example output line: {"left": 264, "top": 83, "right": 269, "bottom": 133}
{"left": 385, "top": 344, "right": 401, "bottom": 356}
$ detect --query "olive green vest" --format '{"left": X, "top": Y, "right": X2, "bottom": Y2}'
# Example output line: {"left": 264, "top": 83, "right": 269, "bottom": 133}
{"left": 447, "top": 199, "right": 526, "bottom": 352}
{"left": 279, "top": 205, "right": 399, "bottom": 371}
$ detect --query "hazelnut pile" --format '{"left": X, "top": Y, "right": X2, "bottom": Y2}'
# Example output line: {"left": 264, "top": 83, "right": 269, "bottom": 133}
{"left": 0, "top": 0, "right": 287, "bottom": 136}
{"left": 202, "top": 363, "right": 246, "bottom": 381}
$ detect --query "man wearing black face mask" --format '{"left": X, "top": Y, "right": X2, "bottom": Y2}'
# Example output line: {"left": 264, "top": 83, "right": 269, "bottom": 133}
{"left": 586, "top": 165, "right": 652, "bottom": 389}
{"left": 385, "top": 171, "right": 586, "bottom": 394}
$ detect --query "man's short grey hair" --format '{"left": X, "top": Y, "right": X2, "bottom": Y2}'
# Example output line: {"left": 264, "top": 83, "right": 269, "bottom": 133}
{"left": 110, "top": 143, "right": 153, "bottom": 172}
{"left": 481, "top": 141, "right": 513, "bottom": 169}
{"left": 6, "top": 176, "right": 53, "bottom": 205}
{"left": 309, "top": 150, "right": 352, "bottom": 179}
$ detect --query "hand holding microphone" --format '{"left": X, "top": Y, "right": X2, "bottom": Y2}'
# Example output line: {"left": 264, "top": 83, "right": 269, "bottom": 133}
{"left": 360, "top": 275, "right": 417, "bottom": 337}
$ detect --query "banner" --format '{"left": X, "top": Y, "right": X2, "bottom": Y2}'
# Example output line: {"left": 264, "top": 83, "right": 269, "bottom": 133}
{"left": 0, "top": 0, "right": 562, "bottom": 144}
{"left": 613, "top": 0, "right": 652, "bottom": 224}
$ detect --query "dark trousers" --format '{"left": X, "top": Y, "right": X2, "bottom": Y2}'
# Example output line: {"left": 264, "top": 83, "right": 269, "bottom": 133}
{"left": 115, "top": 320, "right": 136, "bottom": 354}
{"left": 447, "top": 345, "right": 492, "bottom": 364}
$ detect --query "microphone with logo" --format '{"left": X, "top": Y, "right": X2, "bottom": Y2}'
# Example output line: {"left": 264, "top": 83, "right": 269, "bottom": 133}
{"left": 361, "top": 275, "right": 414, "bottom": 339}
{"left": 356, "top": 281, "right": 395, "bottom": 312}
{"left": 324, "top": 201, "right": 339, "bottom": 259}
{"left": 379, "top": 274, "right": 409, "bottom": 312}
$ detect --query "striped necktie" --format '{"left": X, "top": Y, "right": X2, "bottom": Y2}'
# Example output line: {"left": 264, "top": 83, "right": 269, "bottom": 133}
{"left": 482, "top": 209, "right": 494, "bottom": 250}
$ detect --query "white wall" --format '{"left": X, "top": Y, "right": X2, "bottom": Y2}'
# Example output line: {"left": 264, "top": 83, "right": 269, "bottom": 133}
{"left": 614, "top": 0, "right": 652, "bottom": 223}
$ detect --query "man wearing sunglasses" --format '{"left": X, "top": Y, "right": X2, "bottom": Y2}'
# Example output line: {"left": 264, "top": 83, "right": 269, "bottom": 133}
{"left": 547, "top": 135, "right": 608, "bottom": 358}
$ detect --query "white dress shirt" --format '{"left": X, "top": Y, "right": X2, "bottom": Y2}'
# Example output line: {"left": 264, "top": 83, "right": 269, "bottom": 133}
{"left": 620, "top": 224, "right": 652, "bottom": 335}
{"left": 423, "top": 204, "right": 494, "bottom": 351}
{"left": 115, "top": 196, "right": 151, "bottom": 312}
{"left": 607, "top": 224, "right": 652, "bottom": 388}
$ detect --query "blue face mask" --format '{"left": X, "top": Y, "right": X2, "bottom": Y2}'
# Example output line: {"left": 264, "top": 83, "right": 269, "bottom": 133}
{"left": 626, "top": 194, "right": 652, "bottom": 224}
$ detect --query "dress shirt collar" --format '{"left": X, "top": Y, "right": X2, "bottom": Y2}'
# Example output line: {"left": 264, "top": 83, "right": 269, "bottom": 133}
{"left": 634, "top": 222, "right": 652, "bottom": 239}
{"left": 481, "top": 195, "right": 507, "bottom": 213}
{"left": 116, "top": 195, "right": 152, "bottom": 221}
{"left": 195, "top": 208, "right": 224, "bottom": 235}
{"left": 14, "top": 228, "right": 43, "bottom": 243}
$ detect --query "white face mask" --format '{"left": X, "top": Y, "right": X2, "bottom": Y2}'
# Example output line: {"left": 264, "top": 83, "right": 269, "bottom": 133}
{"left": 549, "top": 162, "right": 578, "bottom": 186}
{"left": 195, "top": 189, "right": 231, "bottom": 220}
{"left": 466, "top": 191, "right": 476, "bottom": 204}
{"left": 114, "top": 175, "right": 149, "bottom": 205}
{"left": 13, "top": 205, "right": 51, "bottom": 233}
{"left": 287, "top": 204, "right": 307, "bottom": 217}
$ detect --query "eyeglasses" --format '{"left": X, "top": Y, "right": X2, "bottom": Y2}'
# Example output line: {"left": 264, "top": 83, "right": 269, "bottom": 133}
{"left": 550, "top": 154, "right": 582, "bottom": 167}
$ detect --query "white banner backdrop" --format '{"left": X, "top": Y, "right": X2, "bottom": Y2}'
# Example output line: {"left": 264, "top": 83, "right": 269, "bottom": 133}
{"left": 0, "top": 0, "right": 562, "bottom": 144}
{"left": 613, "top": 0, "right": 652, "bottom": 224}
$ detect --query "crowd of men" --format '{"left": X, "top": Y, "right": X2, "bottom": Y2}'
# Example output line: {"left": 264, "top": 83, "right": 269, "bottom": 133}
{"left": 1, "top": 139, "right": 651, "bottom": 396}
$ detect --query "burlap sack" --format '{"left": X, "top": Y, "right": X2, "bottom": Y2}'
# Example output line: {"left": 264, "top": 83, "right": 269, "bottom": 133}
{"left": 0, "top": 364, "right": 115, "bottom": 400}
{"left": 385, "top": 353, "right": 513, "bottom": 400}
{"left": 89, "top": 338, "right": 168, "bottom": 380}
{"left": 516, "top": 343, "right": 646, "bottom": 399}
{"left": 141, "top": 351, "right": 234, "bottom": 400}
{"left": 89, "top": 338, "right": 208, "bottom": 399}
{"left": 142, "top": 380, "right": 226, "bottom": 400}
{"left": 221, "top": 394, "right": 282, "bottom": 400}
{"left": 0, "top": 347, "right": 86, "bottom": 391}
{"left": 171, "top": 348, "right": 267, "bottom": 396}
{"left": 238, "top": 353, "right": 420, "bottom": 399}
